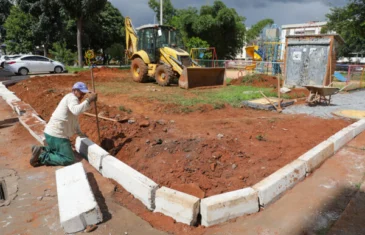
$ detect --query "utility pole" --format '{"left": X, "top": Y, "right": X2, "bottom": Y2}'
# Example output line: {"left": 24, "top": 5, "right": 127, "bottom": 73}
{"left": 160, "top": 0, "right": 163, "bottom": 25}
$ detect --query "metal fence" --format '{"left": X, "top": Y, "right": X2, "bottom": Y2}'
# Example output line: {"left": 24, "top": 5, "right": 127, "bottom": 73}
{"left": 334, "top": 64, "right": 365, "bottom": 90}
{"left": 195, "top": 59, "right": 285, "bottom": 79}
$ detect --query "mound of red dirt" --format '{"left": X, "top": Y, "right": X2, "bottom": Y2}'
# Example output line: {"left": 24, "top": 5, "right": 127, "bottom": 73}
{"left": 231, "top": 74, "right": 280, "bottom": 88}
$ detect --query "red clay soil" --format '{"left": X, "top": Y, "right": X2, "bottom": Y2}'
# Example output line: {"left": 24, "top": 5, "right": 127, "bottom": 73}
{"left": 231, "top": 74, "right": 279, "bottom": 88}
{"left": 8, "top": 68, "right": 352, "bottom": 233}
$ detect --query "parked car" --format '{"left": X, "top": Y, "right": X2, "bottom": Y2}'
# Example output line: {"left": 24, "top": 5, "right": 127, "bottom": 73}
{"left": 4, "top": 55, "right": 66, "bottom": 75}
{"left": 0, "top": 55, "right": 21, "bottom": 68}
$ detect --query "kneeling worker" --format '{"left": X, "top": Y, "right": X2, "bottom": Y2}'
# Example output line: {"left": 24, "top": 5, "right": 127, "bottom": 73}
{"left": 30, "top": 82, "right": 97, "bottom": 167}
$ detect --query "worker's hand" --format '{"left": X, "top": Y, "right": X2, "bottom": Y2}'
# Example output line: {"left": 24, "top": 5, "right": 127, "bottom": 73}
{"left": 87, "top": 93, "right": 97, "bottom": 104}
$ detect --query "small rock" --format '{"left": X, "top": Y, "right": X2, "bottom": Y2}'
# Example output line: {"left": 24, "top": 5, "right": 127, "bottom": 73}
{"left": 146, "top": 139, "right": 150, "bottom": 144}
{"left": 128, "top": 119, "right": 136, "bottom": 124}
{"left": 125, "top": 232, "right": 128, "bottom": 235}
{"left": 212, "top": 154, "right": 222, "bottom": 159}
{"left": 157, "top": 119, "right": 166, "bottom": 125}
{"left": 152, "top": 139, "right": 163, "bottom": 145}
{"left": 232, "top": 164, "right": 237, "bottom": 169}
{"left": 163, "top": 127, "right": 168, "bottom": 132}
{"left": 217, "top": 134, "right": 224, "bottom": 139}
{"left": 238, "top": 176, "right": 244, "bottom": 180}
{"left": 139, "top": 120, "right": 150, "bottom": 128}
{"left": 37, "top": 196, "right": 43, "bottom": 201}
{"left": 170, "top": 120, "right": 175, "bottom": 123}
{"left": 135, "top": 147, "right": 140, "bottom": 152}
{"left": 210, "top": 163, "right": 217, "bottom": 171}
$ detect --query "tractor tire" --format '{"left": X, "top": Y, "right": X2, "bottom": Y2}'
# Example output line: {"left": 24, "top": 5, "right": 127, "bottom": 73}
{"left": 155, "top": 65, "right": 173, "bottom": 86}
{"left": 131, "top": 58, "right": 148, "bottom": 83}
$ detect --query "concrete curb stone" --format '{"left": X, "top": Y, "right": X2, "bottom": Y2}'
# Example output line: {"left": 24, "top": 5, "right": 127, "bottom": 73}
{"left": 102, "top": 155, "right": 159, "bottom": 210}
{"left": 56, "top": 162, "right": 102, "bottom": 233}
{"left": 154, "top": 186, "right": 200, "bottom": 226}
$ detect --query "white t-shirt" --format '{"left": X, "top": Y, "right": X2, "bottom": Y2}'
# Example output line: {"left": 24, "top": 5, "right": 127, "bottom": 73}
{"left": 44, "top": 93, "right": 90, "bottom": 139}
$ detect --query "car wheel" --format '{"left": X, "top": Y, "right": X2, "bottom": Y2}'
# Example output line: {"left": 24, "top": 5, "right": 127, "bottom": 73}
{"left": 54, "top": 66, "right": 63, "bottom": 73}
{"left": 0, "top": 62, "right": 4, "bottom": 68}
{"left": 18, "top": 68, "right": 29, "bottom": 76}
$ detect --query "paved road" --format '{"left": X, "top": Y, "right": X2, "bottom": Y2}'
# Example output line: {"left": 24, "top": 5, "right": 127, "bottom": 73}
{"left": 283, "top": 90, "right": 365, "bottom": 119}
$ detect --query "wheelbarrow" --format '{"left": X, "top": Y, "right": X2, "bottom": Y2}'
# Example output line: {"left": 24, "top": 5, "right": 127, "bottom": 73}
{"left": 304, "top": 85, "right": 340, "bottom": 106}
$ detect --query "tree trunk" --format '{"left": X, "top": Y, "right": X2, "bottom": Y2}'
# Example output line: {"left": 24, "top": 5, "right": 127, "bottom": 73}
{"left": 43, "top": 44, "right": 48, "bottom": 57}
{"left": 77, "top": 18, "right": 83, "bottom": 68}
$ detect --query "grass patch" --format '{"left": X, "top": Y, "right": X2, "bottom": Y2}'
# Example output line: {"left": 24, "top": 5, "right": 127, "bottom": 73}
{"left": 66, "top": 66, "right": 89, "bottom": 73}
{"left": 96, "top": 79, "right": 285, "bottom": 111}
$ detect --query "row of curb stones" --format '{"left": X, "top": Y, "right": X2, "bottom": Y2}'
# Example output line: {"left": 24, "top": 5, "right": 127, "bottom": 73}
{"left": 3, "top": 82, "right": 365, "bottom": 227}
{"left": 75, "top": 118, "right": 365, "bottom": 227}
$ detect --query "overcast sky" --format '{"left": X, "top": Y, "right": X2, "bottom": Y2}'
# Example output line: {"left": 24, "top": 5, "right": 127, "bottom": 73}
{"left": 109, "top": 0, "right": 348, "bottom": 27}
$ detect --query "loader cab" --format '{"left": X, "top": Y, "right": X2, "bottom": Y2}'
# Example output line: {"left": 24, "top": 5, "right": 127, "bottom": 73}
{"left": 136, "top": 24, "right": 184, "bottom": 63}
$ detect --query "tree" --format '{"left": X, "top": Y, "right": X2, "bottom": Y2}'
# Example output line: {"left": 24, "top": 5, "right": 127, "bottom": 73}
{"left": 59, "top": 0, "right": 107, "bottom": 67}
{"left": 105, "top": 43, "right": 124, "bottom": 65}
{"left": 17, "top": 0, "right": 65, "bottom": 56}
{"left": 324, "top": 0, "right": 365, "bottom": 57}
{"left": 0, "top": 0, "right": 13, "bottom": 42}
{"left": 0, "top": 0, "right": 12, "bottom": 25}
{"left": 246, "top": 19, "right": 274, "bottom": 44}
{"left": 83, "top": 2, "right": 125, "bottom": 56}
{"left": 173, "top": 1, "right": 246, "bottom": 59}
{"left": 148, "top": 0, "right": 176, "bottom": 25}
{"left": 3, "top": 6, "right": 36, "bottom": 53}
{"left": 49, "top": 42, "right": 76, "bottom": 65}
{"left": 185, "top": 37, "right": 209, "bottom": 52}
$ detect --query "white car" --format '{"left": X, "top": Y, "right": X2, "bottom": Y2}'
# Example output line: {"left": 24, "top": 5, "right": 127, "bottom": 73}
{"left": 4, "top": 55, "right": 66, "bottom": 75}
{"left": 0, "top": 55, "right": 21, "bottom": 68}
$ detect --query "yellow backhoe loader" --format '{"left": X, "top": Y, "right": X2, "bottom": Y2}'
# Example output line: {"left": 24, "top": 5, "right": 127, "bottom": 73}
{"left": 125, "top": 17, "right": 225, "bottom": 89}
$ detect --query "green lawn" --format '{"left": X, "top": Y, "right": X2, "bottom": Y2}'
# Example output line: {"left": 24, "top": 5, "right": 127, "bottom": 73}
{"left": 66, "top": 66, "right": 89, "bottom": 73}
{"left": 96, "top": 78, "right": 288, "bottom": 112}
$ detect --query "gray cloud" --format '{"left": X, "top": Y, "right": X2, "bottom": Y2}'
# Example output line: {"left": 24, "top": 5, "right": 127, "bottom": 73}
{"left": 109, "top": 0, "right": 348, "bottom": 27}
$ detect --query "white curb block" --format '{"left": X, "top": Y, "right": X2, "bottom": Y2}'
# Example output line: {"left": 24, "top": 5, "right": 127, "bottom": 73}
{"left": 253, "top": 159, "right": 306, "bottom": 207}
{"left": 18, "top": 112, "right": 46, "bottom": 144}
{"left": 102, "top": 156, "right": 159, "bottom": 210}
{"left": 200, "top": 187, "right": 258, "bottom": 227}
{"left": 154, "top": 187, "right": 200, "bottom": 226}
{"left": 75, "top": 137, "right": 109, "bottom": 172}
{"left": 349, "top": 119, "right": 365, "bottom": 136}
{"left": 299, "top": 140, "right": 334, "bottom": 172}
{"left": 56, "top": 162, "right": 102, "bottom": 233}
{"left": 11, "top": 100, "right": 38, "bottom": 116}
{"left": 328, "top": 125, "right": 356, "bottom": 152}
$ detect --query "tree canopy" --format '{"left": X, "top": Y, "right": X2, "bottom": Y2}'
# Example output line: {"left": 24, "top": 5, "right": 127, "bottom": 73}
{"left": 17, "top": 0, "right": 64, "bottom": 55}
{"left": 148, "top": 0, "right": 176, "bottom": 25}
{"left": 324, "top": 0, "right": 365, "bottom": 57}
{"left": 3, "top": 6, "right": 36, "bottom": 53}
{"left": 170, "top": 1, "right": 246, "bottom": 59}
{"left": 59, "top": 0, "right": 107, "bottom": 66}
{"left": 0, "top": 0, "right": 12, "bottom": 25}
{"left": 246, "top": 19, "right": 274, "bottom": 44}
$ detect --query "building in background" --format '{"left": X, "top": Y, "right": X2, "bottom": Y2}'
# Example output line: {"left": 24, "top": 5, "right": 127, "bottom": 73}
{"left": 280, "top": 21, "right": 329, "bottom": 59}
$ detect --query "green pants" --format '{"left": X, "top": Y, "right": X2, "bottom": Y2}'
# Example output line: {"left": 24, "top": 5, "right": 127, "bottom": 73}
{"left": 39, "top": 133, "right": 75, "bottom": 166}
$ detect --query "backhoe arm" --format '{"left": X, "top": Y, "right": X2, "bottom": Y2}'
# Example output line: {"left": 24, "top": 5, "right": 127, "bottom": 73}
{"left": 125, "top": 17, "right": 138, "bottom": 59}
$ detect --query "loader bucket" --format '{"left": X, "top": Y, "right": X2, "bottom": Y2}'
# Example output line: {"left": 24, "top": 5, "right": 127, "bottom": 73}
{"left": 179, "top": 67, "right": 226, "bottom": 89}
